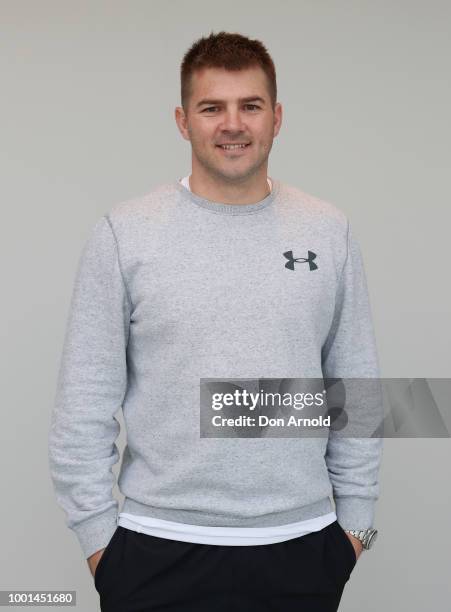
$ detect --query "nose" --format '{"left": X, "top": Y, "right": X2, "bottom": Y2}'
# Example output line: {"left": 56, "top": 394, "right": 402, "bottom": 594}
{"left": 220, "top": 106, "right": 245, "bottom": 133}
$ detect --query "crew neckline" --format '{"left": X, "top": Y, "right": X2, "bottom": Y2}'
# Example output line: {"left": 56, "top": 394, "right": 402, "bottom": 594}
{"left": 174, "top": 176, "right": 279, "bottom": 215}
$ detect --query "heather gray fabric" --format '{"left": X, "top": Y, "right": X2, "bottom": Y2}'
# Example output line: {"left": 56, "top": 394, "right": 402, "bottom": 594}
{"left": 48, "top": 178, "right": 383, "bottom": 559}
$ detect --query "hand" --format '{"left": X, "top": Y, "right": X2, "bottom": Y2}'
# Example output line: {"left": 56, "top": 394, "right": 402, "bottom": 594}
{"left": 344, "top": 532, "right": 364, "bottom": 562}
{"left": 87, "top": 548, "right": 105, "bottom": 578}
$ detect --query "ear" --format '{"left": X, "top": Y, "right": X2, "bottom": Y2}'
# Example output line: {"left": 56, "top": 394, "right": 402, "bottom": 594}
{"left": 273, "top": 102, "right": 283, "bottom": 138}
{"left": 174, "top": 106, "right": 190, "bottom": 142}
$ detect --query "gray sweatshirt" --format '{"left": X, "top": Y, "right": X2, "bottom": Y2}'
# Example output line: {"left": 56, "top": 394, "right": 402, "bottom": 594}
{"left": 48, "top": 177, "right": 383, "bottom": 559}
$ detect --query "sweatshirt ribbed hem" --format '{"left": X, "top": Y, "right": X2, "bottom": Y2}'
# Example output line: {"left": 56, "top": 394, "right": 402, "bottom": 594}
{"left": 120, "top": 496, "right": 334, "bottom": 527}
{"left": 334, "top": 496, "right": 377, "bottom": 530}
{"left": 72, "top": 505, "right": 118, "bottom": 560}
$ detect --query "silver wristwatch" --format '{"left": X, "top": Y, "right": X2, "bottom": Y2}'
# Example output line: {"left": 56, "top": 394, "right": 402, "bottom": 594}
{"left": 344, "top": 528, "right": 378, "bottom": 550}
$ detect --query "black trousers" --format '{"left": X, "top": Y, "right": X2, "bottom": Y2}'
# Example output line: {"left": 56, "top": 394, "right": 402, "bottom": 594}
{"left": 94, "top": 520, "right": 357, "bottom": 611}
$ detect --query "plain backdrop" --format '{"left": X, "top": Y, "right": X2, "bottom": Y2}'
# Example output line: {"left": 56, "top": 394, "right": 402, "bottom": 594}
{"left": 1, "top": 1, "right": 450, "bottom": 610}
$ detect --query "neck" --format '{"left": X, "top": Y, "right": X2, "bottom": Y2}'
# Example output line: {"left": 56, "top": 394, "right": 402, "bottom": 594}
{"left": 189, "top": 169, "right": 270, "bottom": 205}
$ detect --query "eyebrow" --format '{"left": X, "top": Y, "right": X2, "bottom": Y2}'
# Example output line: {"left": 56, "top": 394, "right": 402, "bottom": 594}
{"left": 195, "top": 96, "right": 266, "bottom": 109}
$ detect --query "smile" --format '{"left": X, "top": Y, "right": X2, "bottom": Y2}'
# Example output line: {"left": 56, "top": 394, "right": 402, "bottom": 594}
{"left": 216, "top": 143, "right": 251, "bottom": 151}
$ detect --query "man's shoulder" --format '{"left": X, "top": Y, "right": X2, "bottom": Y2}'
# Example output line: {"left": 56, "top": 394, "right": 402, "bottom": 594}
{"left": 277, "top": 180, "right": 348, "bottom": 228}
{"left": 105, "top": 181, "right": 179, "bottom": 223}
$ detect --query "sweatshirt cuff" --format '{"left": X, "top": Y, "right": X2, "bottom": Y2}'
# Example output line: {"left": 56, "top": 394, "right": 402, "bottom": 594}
{"left": 334, "top": 496, "right": 377, "bottom": 530}
{"left": 72, "top": 506, "right": 119, "bottom": 559}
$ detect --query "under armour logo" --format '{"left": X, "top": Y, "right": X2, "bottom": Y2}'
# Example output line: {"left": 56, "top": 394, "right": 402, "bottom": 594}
{"left": 283, "top": 250, "right": 318, "bottom": 271}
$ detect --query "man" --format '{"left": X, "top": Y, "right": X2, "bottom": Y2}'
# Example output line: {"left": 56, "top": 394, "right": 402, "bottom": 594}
{"left": 49, "top": 31, "right": 382, "bottom": 611}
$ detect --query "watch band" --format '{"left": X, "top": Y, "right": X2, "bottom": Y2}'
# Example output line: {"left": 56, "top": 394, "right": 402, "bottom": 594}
{"left": 344, "top": 528, "right": 378, "bottom": 550}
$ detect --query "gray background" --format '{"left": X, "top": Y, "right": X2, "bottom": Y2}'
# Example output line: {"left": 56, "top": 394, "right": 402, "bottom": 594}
{"left": 1, "top": 1, "right": 450, "bottom": 610}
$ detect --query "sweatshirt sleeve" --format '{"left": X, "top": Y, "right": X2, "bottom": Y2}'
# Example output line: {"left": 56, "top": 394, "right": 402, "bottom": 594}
{"left": 321, "top": 220, "right": 383, "bottom": 530}
{"left": 48, "top": 214, "right": 131, "bottom": 559}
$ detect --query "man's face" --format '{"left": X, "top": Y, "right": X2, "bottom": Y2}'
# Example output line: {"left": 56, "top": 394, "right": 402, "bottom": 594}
{"left": 176, "top": 66, "right": 282, "bottom": 183}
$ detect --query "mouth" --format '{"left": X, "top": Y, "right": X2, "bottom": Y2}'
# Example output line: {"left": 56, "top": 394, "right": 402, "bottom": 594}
{"left": 216, "top": 142, "right": 251, "bottom": 153}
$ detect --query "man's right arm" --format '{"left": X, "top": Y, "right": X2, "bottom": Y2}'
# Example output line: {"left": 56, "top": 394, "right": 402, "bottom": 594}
{"left": 48, "top": 214, "right": 131, "bottom": 563}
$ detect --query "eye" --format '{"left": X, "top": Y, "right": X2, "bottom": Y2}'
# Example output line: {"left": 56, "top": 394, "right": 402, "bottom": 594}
{"left": 201, "top": 104, "right": 261, "bottom": 113}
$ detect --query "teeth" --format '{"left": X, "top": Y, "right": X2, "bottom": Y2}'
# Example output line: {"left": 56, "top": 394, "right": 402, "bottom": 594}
{"left": 219, "top": 144, "right": 248, "bottom": 150}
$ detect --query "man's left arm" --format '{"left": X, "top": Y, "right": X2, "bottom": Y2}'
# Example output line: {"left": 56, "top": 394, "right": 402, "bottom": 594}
{"left": 322, "top": 219, "right": 384, "bottom": 560}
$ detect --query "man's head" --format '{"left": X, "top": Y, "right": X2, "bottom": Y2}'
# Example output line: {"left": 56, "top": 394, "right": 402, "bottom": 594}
{"left": 175, "top": 31, "right": 282, "bottom": 187}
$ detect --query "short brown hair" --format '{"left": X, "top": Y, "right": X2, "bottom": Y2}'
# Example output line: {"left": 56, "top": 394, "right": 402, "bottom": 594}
{"left": 180, "top": 31, "right": 277, "bottom": 112}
